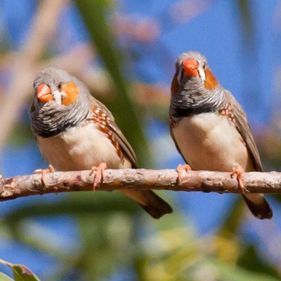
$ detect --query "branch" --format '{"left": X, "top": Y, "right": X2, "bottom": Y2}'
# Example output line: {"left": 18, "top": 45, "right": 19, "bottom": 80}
{"left": 0, "top": 169, "right": 280, "bottom": 201}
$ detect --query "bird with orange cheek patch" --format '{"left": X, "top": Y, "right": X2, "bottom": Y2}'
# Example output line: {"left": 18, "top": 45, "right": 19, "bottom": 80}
{"left": 169, "top": 51, "right": 272, "bottom": 219}
{"left": 30, "top": 67, "right": 172, "bottom": 219}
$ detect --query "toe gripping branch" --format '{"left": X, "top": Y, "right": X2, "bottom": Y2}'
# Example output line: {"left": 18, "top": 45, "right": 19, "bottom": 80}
{"left": 34, "top": 165, "right": 56, "bottom": 187}
{"left": 231, "top": 166, "right": 249, "bottom": 193}
{"left": 176, "top": 164, "right": 192, "bottom": 184}
{"left": 90, "top": 163, "right": 107, "bottom": 190}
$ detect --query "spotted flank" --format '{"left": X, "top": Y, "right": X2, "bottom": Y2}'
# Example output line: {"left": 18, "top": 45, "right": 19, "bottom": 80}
{"left": 87, "top": 106, "right": 124, "bottom": 162}
{"left": 219, "top": 103, "right": 236, "bottom": 124}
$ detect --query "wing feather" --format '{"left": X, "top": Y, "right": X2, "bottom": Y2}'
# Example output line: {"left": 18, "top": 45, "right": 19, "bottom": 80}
{"left": 89, "top": 96, "right": 137, "bottom": 168}
{"left": 224, "top": 90, "right": 263, "bottom": 171}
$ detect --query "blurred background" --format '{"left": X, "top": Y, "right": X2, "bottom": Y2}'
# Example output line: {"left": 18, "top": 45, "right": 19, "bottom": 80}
{"left": 0, "top": 0, "right": 280, "bottom": 280}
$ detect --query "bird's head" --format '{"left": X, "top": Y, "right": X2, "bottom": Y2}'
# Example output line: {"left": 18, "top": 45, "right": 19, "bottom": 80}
{"left": 170, "top": 51, "right": 224, "bottom": 116}
{"left": 33, "top": 67, "right": 81, "bottom": 108}
{"left": 172, "top": 51, "right": 219, "bottom": 95}
{"left": 30, "top": 67, "right": 90, "bottom": 137}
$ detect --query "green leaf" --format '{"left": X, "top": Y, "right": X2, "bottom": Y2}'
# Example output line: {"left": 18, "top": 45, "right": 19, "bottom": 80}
{"left": 3, "top": 193, "right": 139, "bottom": 224}
{"left": 12, "top": 265, "right": 40, "bottom": 281}
{"left": 238, "top": 245, "right": 281, "bottom": 279}
{"left": 8, "top": 121, "right": 33, "bottom": 146}
{"left": 210, "top": 259, "right": 280, "bottom": 281}
{"left": 76, "top": 0, "right": 150, "bottom": 165}
{"left": 236, "top": 0, "right": 254, "bottom": 44}
{"left": 217, "top": 197, "right": 245, "bottom": 237}
{"left": 0, "top": 259, "right": 40, "bottom": 281}
{"left": 0, "top": 272, "right": 14, "bottom": 281}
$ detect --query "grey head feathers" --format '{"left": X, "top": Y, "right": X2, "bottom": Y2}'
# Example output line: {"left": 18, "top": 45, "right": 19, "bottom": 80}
{"left": 170, "top": 51, "right": 225, "bottom": 119}
{"left": 176, "top": 51, "right": 207, "bottom": 67}
{"left": 30, "top": 67, "right": 90, "bottom": 137}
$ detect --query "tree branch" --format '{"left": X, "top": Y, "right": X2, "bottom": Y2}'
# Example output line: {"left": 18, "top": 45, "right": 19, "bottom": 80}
{"left": 0, "top": 169, "right": 280, "bottom": 201}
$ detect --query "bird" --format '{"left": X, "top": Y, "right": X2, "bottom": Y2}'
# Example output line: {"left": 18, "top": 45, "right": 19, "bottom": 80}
{"left": 169, "top": 51, "right": 272, "bottom": 219}
{"left": 29, "top": 66, "right": 172, "bottom": 219}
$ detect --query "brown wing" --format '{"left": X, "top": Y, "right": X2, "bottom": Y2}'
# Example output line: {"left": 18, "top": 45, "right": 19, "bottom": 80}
{"left": 88, "top": 95, "right": 137, "bottom": 168}
{"left": 88, "top": 96, "right": 172, "bottom": 219}
{"left": 224, "top": 90, "right": 263, "bottom": 171}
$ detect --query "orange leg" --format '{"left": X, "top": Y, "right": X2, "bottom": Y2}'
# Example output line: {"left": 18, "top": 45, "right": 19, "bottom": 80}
{"left": 33, "top": 165, "right": 55, "bottom": 187}
{"left": 90, "top": 163, "right": 107, "bottom": 190}
{"left": 176, "top": 164, "right": 192, "bottom": 184}
{"left": 231, "top": 166, "right": 249, "bottom": 193}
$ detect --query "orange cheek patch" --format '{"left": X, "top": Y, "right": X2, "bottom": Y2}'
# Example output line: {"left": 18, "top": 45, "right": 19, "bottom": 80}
{"left": 61, "top": 81, "right": 79, "bottom": 106}
{"left": 204, "top": 68, "right": 218, "bottom": 90}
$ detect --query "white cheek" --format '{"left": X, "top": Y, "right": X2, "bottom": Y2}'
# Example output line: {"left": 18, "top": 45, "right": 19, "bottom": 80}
{"left": 198, "top": 67, "right": 205, "bottom": 82}
{"left": 53, "top": 90, "right": 62, "bottom": 105}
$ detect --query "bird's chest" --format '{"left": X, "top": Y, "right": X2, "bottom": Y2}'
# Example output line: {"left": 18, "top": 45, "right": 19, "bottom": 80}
{"left": 172, "top": 113, "right": 251, "bottom": 171}
{"left": 37, "top": 123, "right": 129, "bottom": 170}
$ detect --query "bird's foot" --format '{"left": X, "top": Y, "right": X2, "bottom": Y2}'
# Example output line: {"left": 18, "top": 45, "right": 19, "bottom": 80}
{"left": 90, "top": 163, "right": 107, "bottom": 190}
{"left": 231, "top": 166, "right": 249, "bottom": 193}
{"left": 176, "top": 164, "right": 192, "bottom": 184}
{"left": 33, "top": 165, "right": 55, "bottom": 187}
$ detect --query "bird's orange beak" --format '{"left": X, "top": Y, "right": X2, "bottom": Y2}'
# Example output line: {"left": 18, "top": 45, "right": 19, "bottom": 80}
{"left": 182, "top": 58, "right": 199, "bottom": 77}
{"left": 36, "top": 84, "right": 53, "bottom": 103}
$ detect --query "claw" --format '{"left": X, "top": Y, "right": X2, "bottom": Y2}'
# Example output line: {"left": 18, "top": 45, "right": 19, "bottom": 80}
{"left": 90, "top": 163, "right": 107, "bottom": 190}
{"left": 176, "top": 164, "right": 192, "bottom": 184}
{"left": 33, "top": 165, "right": 55, "bottom": 187}
{"left": 231, "top": 166, "right": 249, "bottom": 193}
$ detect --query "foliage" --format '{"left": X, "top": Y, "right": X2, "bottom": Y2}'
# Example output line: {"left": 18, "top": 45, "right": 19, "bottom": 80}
{"left": 0, "top": 259, "right": 40, "bottom": 281}
{"left": 1, "top": 198, "right": 280, "bottom": 280}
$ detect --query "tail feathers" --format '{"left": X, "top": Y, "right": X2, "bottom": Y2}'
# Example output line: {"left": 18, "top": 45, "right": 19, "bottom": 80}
{"left": 242, "top": 194, "right": 272, "bottom": 219}
{"left": 120, "top": 190, "right": 173, "bottom": 219}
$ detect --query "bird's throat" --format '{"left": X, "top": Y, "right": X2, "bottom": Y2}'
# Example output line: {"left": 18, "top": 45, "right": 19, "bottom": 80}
{"left": 30, "top": 101, "right": 89, "bottom": 138}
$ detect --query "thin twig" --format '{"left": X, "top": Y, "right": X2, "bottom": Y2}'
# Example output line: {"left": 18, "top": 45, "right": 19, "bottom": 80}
{"left": 0, "top": 169, "right": 280, "bottom": 201}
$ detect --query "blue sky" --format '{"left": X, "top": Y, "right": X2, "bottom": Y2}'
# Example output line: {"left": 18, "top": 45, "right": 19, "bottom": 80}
{"left": 0, "top": 0, "right": 279, "bottom": 277}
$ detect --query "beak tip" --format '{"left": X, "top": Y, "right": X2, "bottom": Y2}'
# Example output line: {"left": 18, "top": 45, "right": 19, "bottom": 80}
{"left": 38, "top": 94, "right": 53, "bottom": 103}
{"left": 182, "top": 58, "right": 199, "bottom": 77}
{"left": 36, "top": 84, "right": 53, "bottom": 103}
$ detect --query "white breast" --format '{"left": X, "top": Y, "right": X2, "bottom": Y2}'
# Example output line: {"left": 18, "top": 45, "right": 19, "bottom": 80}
{"left": 172, "top": 113, "right": 253, "bottom": 171}
{"left": 37, "top": 123, "right": 131, "bottom": 171}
